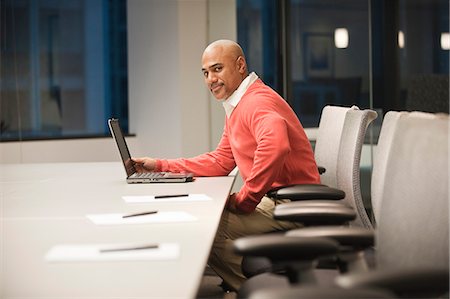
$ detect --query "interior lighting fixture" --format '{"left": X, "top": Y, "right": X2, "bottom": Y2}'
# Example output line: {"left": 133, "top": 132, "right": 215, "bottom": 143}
{"left": 334, "top": 28, "right": 349, "bottom": 49}
{"left": 398, "top": 31, "right": 405, "bottom": 48}
{"left": 441, "top": 32, "right": 450, "bottom": 50}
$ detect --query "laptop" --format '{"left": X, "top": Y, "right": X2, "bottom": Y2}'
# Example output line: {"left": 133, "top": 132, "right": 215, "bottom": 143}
{"left": 108, "top": 118, "right": 194, "bottom": 183}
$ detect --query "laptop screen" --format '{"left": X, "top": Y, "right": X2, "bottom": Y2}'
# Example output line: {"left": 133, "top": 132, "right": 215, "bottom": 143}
{"left": 108, "top": 118, "right": 136, "bottom": 177}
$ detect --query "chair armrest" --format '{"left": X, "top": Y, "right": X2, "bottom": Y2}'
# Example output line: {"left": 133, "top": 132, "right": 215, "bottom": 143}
{"left": 286, "top": 226, "right": 374, "bottom": 248}
{"left": 249, "top": 286, "right": 395, "bottom": 299}
{"left": 267, "top": 184, "right": 345, "bottom": 201}
{"left": 274, "top": 204, "right": 356, "bottom": 225}
{"left": 233, "top": 234, "right": 339, "bottom": 262}
{"left": 336, "top": 267, "right": 449, "bottom": 297}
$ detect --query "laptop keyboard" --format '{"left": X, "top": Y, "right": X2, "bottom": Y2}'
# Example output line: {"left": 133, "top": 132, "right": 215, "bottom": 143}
{"left": 131, "top": 172, "right": 167, "bottom": 179}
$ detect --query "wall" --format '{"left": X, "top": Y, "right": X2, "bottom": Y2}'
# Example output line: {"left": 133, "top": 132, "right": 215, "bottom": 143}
{"left": 127, "top": 0, "right": 184, "bottom": 158}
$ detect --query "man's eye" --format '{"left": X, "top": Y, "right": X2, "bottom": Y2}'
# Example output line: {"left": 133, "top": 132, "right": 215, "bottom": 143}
{"left": 215, "top": 67, "right": 222, "bottom": 72}
{"left": 203, "top": 71, "right": 208, "bottom": 77}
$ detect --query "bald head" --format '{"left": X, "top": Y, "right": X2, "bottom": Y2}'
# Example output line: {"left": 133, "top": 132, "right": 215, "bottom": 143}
{"left": 203, "top": 39, "right": 245, "bottom": 62}
{"left": 201, "top": 40, "right": 249, "bottom": 100}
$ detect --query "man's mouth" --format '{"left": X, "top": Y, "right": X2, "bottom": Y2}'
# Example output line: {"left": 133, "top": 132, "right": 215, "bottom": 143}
{"left": 210, "top": 83, "right": 223, "bottom": 93}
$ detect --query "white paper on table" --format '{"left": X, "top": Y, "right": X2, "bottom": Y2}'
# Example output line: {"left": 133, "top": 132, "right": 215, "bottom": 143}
{"left": 45, "top": 242, "right": 179, "bottom": 262}
{"left": 122, "top": 193, "right": 212, "bottom": 203}
{"left": 86, "top": 211, "right": 197, "bottom": 225}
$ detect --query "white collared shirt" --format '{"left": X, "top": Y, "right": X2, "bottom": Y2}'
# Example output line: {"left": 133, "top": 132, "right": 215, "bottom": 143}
{"left": 222, "top": 72, "right": 259, "bottom": 118}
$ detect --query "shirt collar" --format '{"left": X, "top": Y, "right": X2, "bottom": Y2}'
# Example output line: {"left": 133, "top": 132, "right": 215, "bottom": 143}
{"left": 222, "top": 72, "right": 259, "bottom": 118}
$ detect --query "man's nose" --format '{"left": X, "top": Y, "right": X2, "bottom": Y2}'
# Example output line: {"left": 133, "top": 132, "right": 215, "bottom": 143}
{"left": 207, "top": 73, "right": 218, "bottom": 83}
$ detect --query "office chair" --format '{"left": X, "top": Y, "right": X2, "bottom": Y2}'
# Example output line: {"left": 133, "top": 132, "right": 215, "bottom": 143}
{"left": 258, "top": 109, "right": 382, "bottom": 277}
{"left": 240, "top": 106, "right": 364, "bottom": 277}
{"left": 235, "top": 112, "right": 402, "bottom": 285}
{"left": 236, "top": 108, "right": 378, "bottom": 293}
{"left": 238, "top": 105, "right": 365, "bottom": 279}
{"left": 283, "top": 111, "right": 406, "bottom": 273}
{"left": 267, "top": 105, "right": 358, "bottom": 201}
{"left": 272, "top": 108, "right": 378, "bottom": 228}
{"left": 236, "top": 111, "right": 450, "bottom": 298}
{"left": 335, "top": 111, "right": 449, "bottom": 297}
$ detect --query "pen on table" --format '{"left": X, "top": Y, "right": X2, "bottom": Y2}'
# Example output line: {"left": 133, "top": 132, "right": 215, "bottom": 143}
{"left": 122, "top": 210, "right": 158, "bottom": 218}
{"left": 154, "top": 194, "right": 189, "bottom": 199}
{"left": 100, "top": 244, "right": 159, "bottom": 253}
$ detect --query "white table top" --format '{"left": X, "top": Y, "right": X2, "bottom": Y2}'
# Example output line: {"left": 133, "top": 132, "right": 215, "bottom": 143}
{"left": 0, "top": 162, "right": 235, "bottom": 298}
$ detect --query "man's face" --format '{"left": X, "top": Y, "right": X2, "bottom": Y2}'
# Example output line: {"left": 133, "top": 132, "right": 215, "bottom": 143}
{"left": 201, "top": 46, "right": 245, "bottom": 101}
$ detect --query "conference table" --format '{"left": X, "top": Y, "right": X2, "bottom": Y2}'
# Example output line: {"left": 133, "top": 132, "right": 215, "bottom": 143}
{"left": 0, "top": 162, "right": 235, "bottom": 298}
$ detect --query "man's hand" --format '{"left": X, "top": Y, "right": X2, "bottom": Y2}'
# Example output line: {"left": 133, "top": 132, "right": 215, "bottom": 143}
{"left": 226, "top": 193, "right": 244, "bottom": 214}
{"left": 132, "top": 157, "right": 157, "bottom": 173}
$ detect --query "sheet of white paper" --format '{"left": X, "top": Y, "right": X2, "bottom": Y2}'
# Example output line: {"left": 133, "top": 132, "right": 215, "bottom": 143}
{"left": 45, "top": 242, "right": 179, "bottom": 262}
{"left": 86, "top": 211, "right": 197, "bottom": 225}
{"left": 122, "top": 193, "right": 212, "bottom": 203}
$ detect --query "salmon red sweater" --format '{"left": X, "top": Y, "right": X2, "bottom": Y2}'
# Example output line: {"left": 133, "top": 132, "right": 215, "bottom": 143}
{"left": 155, "top": 79, "right": 320, "bottom": 213}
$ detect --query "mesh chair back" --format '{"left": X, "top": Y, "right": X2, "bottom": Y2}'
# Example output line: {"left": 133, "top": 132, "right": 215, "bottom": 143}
{"left": 336, "top": 108, "right": 378, "bottom": 228}
{"left": 371, "top": 111, "right": 407, "bottom": 224}
{"left": 377, "top": 112, "right": 449, "bottom": 270}
{"left": 315, "top": 105, "right": 358, "bottom": 187}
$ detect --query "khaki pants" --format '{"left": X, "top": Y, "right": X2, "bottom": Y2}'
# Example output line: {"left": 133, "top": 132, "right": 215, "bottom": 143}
{"left": 207, "top": 196, "right": 301, "bottom": 291}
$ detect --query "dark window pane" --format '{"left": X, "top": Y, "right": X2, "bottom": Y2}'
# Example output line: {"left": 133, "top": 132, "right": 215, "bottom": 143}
{"left": 237, "top": 0, "right": 281, "bottom": 94}
{"left": 399, "top": 0, "right": 449, "bottom": 113}
{"left": 288, "top": 0, "right": 370, "bottom": 127}
{"left": 237, "top": 0, "right": 370, "bottom": 128}
{"left": 371, "top": 0, "right": 449, "bottom": 114}
{"left": 0, "top": 0, "right": 128, "bottom": 141}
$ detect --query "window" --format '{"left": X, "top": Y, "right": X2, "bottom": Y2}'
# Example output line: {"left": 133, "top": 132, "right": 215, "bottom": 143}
{"left": 0, "top": 0, "right": 128, "bottom": 141}
{"left": 372, "top": 0, "right": 449, "bottom": 114}
{"left": 237, "top": 0, "right": 371, "bottom": 128}
{"left": 287, "top": 0, "right": 370, "bottom": 127}
{"left": 237, "top": 0, "right": 449, "bottom": 128}
{"left": 237, "top": 0, "right": 282, "bottom": 94}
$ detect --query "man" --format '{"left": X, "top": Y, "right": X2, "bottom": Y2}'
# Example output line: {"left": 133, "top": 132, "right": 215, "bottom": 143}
{"left": 133, "top": 39, "right": 320, "bottom": 291}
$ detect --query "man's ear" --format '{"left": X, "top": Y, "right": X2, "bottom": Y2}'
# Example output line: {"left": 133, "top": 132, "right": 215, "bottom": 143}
{"left": 237, "top": 56, "right": 246, "bottom": 74}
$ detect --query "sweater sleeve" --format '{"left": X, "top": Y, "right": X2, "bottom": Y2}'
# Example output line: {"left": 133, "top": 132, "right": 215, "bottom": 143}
{"left": 234, "top": 112, "right": 291, "bottom": 213}
{"left": 155, "top": 124, "right": 236, "bottom": 176}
